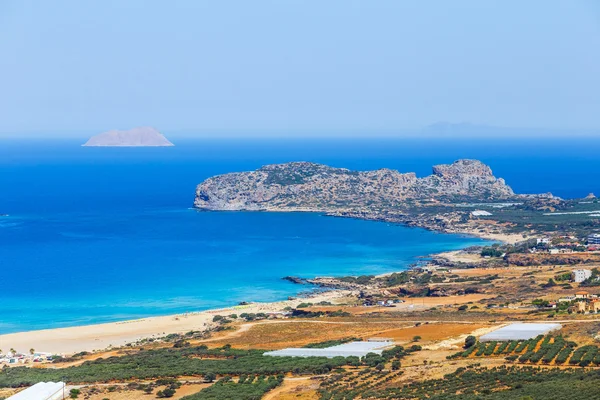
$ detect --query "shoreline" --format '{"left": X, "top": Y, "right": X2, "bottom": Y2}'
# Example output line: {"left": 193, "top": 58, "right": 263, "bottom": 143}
{"left": 200, "top": 207, "right": 526, "bottom": 245}
{"left": 0, "top": 290, "right": 353, "bottom": 355}
{"left": 1, "top": 213, "right": 520, "bottom": 355}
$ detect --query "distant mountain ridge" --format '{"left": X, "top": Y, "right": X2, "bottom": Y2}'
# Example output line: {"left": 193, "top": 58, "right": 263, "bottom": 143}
{"left": 83, "top": 127, "right": 174, "bottom": 147}
{"left": 194, "top": 159, "right": 516, "bottom": 211}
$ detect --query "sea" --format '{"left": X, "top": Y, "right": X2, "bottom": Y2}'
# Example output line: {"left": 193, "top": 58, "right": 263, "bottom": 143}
{"left": 1, "top": 136, "right": 599, "bottom": 334}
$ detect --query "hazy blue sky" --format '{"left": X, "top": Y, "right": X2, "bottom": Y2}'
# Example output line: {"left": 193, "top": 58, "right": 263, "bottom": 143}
{"left": 2, "top": 0, "right": 600, "bottom": 136}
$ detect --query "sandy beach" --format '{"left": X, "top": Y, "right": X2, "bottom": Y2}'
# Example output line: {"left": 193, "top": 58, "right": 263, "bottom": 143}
{"left": 0, "top": 291, "right": 351, "bottom": 355}
{"left": 0, "top": 224, "right": 522, "bottom": 357}
{"left": 0, "top": 230, "right": 514, "bottom": 356}
{"left": 448, "top": 228, "right": 526, "bottom": 245}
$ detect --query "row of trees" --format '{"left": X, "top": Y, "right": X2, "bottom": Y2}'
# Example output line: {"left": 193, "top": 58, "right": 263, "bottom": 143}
{"left": 0, "top": 344, "right": 418, "bottom": 388}
{"left": 364, "top": 365, "right": 600, "bottom": 399}
{"left": 447, "top": 334, "right": 600, "bottom": 367}
{"left": 0, "top": 346, "right": 347, "bottom": 387}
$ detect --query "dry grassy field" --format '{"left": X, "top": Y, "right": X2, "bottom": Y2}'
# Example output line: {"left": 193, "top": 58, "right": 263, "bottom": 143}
{"left": 6, "top": 262, "right": 600, "bottom": 400}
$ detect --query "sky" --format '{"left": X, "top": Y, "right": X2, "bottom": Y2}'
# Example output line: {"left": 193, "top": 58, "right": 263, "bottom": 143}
{"left": 1, "top": 0, "right": 600, "bottom": 137}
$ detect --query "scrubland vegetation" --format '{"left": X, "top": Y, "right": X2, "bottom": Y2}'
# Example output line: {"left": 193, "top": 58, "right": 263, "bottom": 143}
{"left": 181, "top": 375, "right": 283, "bottom": 400}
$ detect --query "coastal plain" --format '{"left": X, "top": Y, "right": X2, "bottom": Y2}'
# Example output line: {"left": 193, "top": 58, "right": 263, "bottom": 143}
{"left": 4, "top": 156, "right": 600, "bottom": 399}
{"left": 6, "top": 255, "right": 600, "bottom": 399}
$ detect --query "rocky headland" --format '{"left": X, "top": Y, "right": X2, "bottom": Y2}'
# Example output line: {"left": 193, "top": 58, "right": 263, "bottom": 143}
{"left": 195, "top": 159, "right": 515, "bottom": 210}
{"left": 193, "top": 159, "right": 538, "bottom": 239}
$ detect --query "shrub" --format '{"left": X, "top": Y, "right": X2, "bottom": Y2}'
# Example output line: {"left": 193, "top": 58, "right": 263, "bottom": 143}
{"left": 157, "top": 387, "right": 176, "bottom": 398}
{"left": 464, "top": 335, "right": 476, "bottom": 349}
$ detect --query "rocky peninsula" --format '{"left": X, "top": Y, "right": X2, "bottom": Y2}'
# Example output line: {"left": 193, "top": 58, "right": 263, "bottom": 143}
{"left": 195, "top": 159, "right": 515, "bottom": 210}
{"left": 193, "top": 159, "right": 538, "bottom": 239}
{"left": 83, "top": 127, "right": 174, "bottom": 147}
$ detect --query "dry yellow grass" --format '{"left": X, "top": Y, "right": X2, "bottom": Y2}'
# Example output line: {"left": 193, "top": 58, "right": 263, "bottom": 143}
{"left": 263, "top": 378, "right": 320, "bottom": 400}
{"left": 371, "top": 323, "right": 489, "bottom": 343}
{"left": 200, "top": 320, "right": 414, "bottom": 349}
{"left": 83, "top": 383, "right": 210, "bottom": 400}
{"left": 0, "top": 388, "right": 19, "bottom": 398}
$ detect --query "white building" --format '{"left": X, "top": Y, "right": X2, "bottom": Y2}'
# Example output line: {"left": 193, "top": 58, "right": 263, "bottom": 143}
{"left": 558, "top": 296, "right": 575, "bottom": 302}
{"left": 7, "top": 382, "right": 65, "bottom": 400}
{"left": 472, "top": 210, "right": 492, "bottom": 217}
{"left": 536, "top": 238, "right": 550, "bottom": 245}
{"left": 572, "top": 269, "right": 592, "bottom": 283}
{"left": 588, "top": 234, "right": 600, "bottom": 245}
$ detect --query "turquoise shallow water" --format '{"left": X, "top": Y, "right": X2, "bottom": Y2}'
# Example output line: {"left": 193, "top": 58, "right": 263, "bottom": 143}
{"left": 0, "top": 209, "right": 485, "bottom": 333}
{"left": 1, "top": 136, "right": 598, "bottom": 333}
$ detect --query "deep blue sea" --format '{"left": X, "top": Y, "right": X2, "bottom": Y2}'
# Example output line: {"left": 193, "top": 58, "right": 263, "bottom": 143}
{"left": 1, "top": 136, "right": 599, "bottom": 334}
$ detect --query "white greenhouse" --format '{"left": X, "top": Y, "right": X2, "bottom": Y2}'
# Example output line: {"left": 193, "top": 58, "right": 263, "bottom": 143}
{"left": 7, "top": 382, "right": 66, "bottom": 400}
{"left": 264, "top": 340, "right": 394, "bottom": 358}
{"left": 480, "top": 323, "right": 562, "bottom": 342}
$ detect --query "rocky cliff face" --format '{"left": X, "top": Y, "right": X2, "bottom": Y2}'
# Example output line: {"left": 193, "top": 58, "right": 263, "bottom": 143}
{"left": 194, "top": 159, "right": 515, "bottom": 211}
{"left": 418, "top": 159, "right": 512, "bottom": 198}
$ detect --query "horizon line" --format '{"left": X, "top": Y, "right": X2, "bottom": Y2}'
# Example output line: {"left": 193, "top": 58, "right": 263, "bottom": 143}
{"left": 1, "top": 127, "right": 600, "bottom": 140}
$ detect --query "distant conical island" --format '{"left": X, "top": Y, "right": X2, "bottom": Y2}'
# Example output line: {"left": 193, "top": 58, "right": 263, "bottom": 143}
{"left": 83, "top": 127, "right": 174, "bottom": 147}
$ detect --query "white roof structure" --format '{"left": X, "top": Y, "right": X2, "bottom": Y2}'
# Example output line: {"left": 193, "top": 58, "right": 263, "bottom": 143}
{"left": 264, "top": 341, "right": 393, "bottom": 358}
{"left": 472, "top": 210, "right": 492, "bottom": 216}
{"left": 7, "top": 382, "right": 65, "bottom": 400}
{"left": 480, "top": 323, "right": 561, "bottom": 342}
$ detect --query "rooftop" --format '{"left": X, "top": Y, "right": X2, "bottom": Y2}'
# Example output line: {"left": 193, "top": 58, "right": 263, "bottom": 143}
{"left": 7, "top": 382, "right": 65, "bottom": 400}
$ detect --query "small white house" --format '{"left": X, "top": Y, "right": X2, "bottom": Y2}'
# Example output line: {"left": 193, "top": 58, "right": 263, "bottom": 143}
{"left": 572, "top": 269, "right": 592, "bottom": 283}
{"left": 558, "top": 296, "right": 575, "bottom": 302}
{"left": 588, "top": 234, "right": 600, "bottom": 245}
{"left": 537, "top": 238, "right": 550, "bottom": 245}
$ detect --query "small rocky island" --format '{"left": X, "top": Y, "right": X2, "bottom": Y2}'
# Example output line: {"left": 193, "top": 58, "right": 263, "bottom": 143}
{"left": 83, "top": 127, "right": 174, "bottom": 147}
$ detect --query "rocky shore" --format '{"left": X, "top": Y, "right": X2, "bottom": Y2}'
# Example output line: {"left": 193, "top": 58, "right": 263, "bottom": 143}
{"left": 193, "top": 159, "right": 542, "bottom": 240}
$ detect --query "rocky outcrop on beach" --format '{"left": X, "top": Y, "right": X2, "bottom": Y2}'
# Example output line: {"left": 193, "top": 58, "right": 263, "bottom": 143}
{"left": 194, "top": 159, "right": 515, "bottom": 211}
{"left": 283, "top": 276, "right": 367, "bottom": 290}
{"left": 83, "top": 127, "right": 174, "bottom": 147}
{"left": 282, "top": 276, "right": 308, "bottom": 285}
